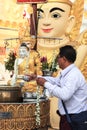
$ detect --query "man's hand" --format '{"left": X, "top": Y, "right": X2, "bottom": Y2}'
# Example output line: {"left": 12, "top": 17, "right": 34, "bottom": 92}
{"left": 36, "top": 77, "right": 47, "bottom": 86}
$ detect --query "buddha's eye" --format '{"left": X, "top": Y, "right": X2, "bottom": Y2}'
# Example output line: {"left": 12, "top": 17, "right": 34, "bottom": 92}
{"left": 37, "top": 12, "right": 43, "bottom": 19}
{"left": 51, "top": 13, "right": 61, "bottom": 19}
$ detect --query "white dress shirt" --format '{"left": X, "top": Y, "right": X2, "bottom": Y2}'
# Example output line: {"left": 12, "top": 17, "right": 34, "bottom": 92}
{"left": 44, "top": 64, "right": 87, "bottom": 115}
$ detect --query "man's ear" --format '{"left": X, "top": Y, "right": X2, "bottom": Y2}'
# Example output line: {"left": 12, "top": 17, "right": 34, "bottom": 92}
{"left": 63, "top": 56, "right": 67, "bottom": 61}
{"left": 65, "top": 15, "right": 75, "bottom": 34}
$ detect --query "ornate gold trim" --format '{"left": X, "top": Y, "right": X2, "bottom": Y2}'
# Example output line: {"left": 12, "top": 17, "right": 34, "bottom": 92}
{"left": 0, "top": 100, "right": 50, "bottom": 130}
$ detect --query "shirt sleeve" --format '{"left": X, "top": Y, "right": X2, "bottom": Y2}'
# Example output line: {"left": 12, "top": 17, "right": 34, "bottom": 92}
{"left": 44, "top": 72, "right": 83, "bottom": 101}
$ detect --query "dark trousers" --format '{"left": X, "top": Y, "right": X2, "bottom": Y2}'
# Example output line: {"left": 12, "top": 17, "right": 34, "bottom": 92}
{"left": 57, "top": 110, "right": 72, "bottom": 130}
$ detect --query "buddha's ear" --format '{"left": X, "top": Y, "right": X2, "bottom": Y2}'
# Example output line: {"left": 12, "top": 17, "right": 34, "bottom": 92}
{"left": 66, "top": 15, "right": 75, "bottom": 34}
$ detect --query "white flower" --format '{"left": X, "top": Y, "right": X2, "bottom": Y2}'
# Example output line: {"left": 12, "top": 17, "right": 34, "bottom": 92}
{"left": 4, "top": 58, "right": 8, "bottom": 62}
{"left": 35, "top": 85, "right": 41, "bottom": 126}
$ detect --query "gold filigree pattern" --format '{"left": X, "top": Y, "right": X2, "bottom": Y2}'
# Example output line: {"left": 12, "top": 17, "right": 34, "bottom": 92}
{"left": 80, "top": 56, "right": 87, "bottom": 79}
{"left": 75, "top": 30, "right": 87, "bottom": 79}
{"left": 0, "top": 100, "right": 50, "bottom": 130}
{"left": 70, "top": 0, "right": 84, "bottom": 41}
{"left": 81, "top": 30, "right": 87, "bottom": 45}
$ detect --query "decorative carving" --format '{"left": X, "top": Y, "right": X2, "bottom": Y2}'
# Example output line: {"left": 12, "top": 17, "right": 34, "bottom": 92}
{"left": 70, "top": 0, "right": 84, "bottom": 41}
{"left": 0, "top": 100, "right": 50, "bottom": 130}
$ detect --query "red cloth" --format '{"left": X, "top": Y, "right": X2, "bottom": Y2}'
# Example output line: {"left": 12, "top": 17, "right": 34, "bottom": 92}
{"left": 56, "top": 110, "right": 72, "bottom": 130}
{"left": 0, "top": 47, "right": 6, "bottom": 55}
{"left": 17, "top": 0, "right": 47, "bottom": 3}
{"left": 60, "top": 115, "right": 72, "bottom": 130}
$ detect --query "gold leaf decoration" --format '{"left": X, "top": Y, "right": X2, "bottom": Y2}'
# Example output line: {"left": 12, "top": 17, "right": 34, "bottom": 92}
{"left": 70, "top": 0, "right": 84, "bottom": 41}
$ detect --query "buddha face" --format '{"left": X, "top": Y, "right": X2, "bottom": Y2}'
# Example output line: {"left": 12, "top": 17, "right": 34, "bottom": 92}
{"left": 37, "top": 2, "right": 74, "bottom": 38}
{"left": 19, "top": 46, "right": 28, "bottom": 58}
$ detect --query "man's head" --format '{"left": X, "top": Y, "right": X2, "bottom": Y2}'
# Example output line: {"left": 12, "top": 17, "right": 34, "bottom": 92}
{"left": 57, "top": 45, "right": 76, "bottom": 69}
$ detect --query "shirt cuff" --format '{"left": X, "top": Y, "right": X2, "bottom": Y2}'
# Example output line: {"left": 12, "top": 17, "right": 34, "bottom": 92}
{"left": 44, "top": 81, "right": 56, "bottom": 90}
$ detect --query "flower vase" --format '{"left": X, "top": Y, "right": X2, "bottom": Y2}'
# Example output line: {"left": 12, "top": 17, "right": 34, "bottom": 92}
{"left": 42, "top": 69, "right": 53, "bottom": 76}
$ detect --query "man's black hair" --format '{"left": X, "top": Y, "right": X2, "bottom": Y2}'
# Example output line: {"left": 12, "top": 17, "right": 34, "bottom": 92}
{"left": 59, "top": 45, "right": 77, "bottom": 63}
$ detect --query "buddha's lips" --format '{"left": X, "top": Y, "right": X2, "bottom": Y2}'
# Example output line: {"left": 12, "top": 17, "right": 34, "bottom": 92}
{"left": 42, "top": 28, "right": 53, "bottom": 33}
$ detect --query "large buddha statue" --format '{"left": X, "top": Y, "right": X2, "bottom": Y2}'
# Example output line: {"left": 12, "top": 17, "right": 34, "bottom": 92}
{"left": 37, "top": 0, "right": 87, "bottom": 79}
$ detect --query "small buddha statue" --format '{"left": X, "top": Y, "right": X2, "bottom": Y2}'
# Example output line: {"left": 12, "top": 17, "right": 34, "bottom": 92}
{"left": 11, "top": 42, "right": 43, "bottom": 96}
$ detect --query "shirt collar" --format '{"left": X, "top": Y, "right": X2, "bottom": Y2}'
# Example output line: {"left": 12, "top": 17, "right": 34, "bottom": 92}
{"left": 61, "top": 64, "right": 75, "bottom": 77}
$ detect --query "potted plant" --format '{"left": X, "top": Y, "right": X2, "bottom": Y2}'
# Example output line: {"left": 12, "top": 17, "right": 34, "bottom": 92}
{"left": 40, "top": 56, "right": 58, "bottom": 76}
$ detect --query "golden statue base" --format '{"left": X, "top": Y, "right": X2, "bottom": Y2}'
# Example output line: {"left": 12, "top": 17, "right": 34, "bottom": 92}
{"left": 0, "top": 100, "right": 50, "bottom": 130}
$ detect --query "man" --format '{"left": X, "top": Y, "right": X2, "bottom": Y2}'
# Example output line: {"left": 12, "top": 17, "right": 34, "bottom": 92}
{"left": 24, "top": 45, "right": 87, "bottom": 130}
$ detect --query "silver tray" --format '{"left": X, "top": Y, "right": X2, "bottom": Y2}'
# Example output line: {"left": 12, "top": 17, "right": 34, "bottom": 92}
{"left": 23, "top": 97, "right": 47, "bottom": 102}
